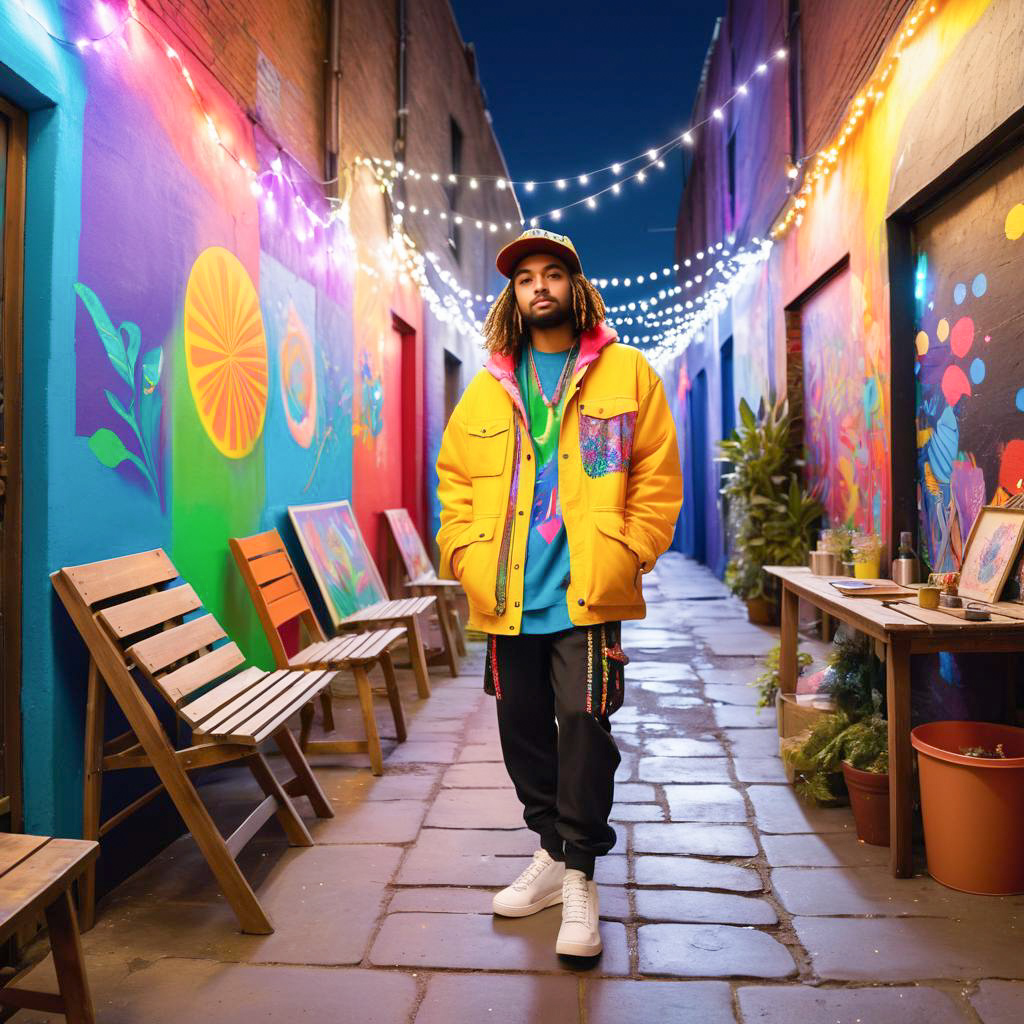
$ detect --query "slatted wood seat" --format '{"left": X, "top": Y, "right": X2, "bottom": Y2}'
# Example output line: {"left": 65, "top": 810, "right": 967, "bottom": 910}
{"left": 231, "top": 531, "right": 410, "bottom": 775}
{"left": 51, "top": 549, "right": 337, "bottom": 936}
{"left": 287, "top": 500, "right": 449, "bottom": 699}
{"left": 0, "top": 834, "right": 97, "bottom": 1022}
{"left": 383, "top": 506, "right": 467, "bottom": 664}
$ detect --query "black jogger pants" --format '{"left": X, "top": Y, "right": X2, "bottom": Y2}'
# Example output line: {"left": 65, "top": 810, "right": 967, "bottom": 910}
{"left": 485, "top": 623, "right": 626, "bottom": 878}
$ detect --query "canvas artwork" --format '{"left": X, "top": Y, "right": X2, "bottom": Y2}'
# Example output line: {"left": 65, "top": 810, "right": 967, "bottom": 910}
{"left": 288, "top": 499, "right": 388, "bottom": 627}
{"left": 957, "top": 506, "right": 1024, "bottom": 604}
{"left": 384, "top": 508, "right": 435, "bottom": 581}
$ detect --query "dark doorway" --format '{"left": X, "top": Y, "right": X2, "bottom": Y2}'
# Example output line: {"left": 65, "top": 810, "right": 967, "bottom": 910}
{"left": 0, "top": 96, "right": 25, "bottom": 831}
{"left": 720, "top": 336, "right": 735, "bottom": 441}
{"left": 687, "top": 368, "right": 709, "bottom": 564}
{"left": 444, "top": 349, "right": 462, "bottom": 426}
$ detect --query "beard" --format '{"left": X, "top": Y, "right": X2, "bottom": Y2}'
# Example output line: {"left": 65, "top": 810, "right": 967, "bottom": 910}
{"left": 523, "top": 301, "right": 571, "bottom": 329}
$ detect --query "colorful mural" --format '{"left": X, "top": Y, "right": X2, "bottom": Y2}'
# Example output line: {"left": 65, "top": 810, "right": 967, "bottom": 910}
{"left": 914, "top": 146, "right": 1024, "bottom": 572}
{"left": 74, "top": 282, "right": 164, "bottom": 506}
{"left": 278, "top": 304, "right": 317, "bottom": 449}
{"left": 802, "top": 268, "right": 886, "bottom": 533}
{"left": 183, "top": 246, "right": 269, "bottom": 460}
{"left": 289, "top": 499, "right": 389, "bottom": 627}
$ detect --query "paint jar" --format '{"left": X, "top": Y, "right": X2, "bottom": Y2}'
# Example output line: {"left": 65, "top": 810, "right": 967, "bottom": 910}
{"left": 919, "top": 586, "right": 940, "bottom": 610}
{"left": 810, "top": 551, "right": 839, "bottom": 576}
{"left": 939, "top": 593, "right": 963, "bottom": 609}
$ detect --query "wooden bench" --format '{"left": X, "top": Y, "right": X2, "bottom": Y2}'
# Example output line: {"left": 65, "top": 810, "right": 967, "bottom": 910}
{"left": 52, "top": 549, "right": 336, "bottom": 935}
{"left": 288, "top": 499, "right": 455, "bottom": 699}
{"left": 231, "top": 530, "right": 409, "bottom": 775}
{"left": 383, "top": 507, "right": 466, "bottom": 665}
{"left": 0, "top": 834, "right": 96, "bottom": 1023}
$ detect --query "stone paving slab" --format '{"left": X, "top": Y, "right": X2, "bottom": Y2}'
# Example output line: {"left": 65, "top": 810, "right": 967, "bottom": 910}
{"left": 317, "top": 766, "right": 440, "bottom": 803}
{"left": 968, "top": 980, "right": 1024, "bottom": 1024}
{"left": 457, "top": 742, "right": 504, "bottom": 762}
{"left": 746, "top": 785, "right": 855, "bottom": 835}
{"left": 713, "top": 705, "right": 777, "bottom": 728}
{"left": 414, "top": 973, "right": 580, "bottom": 1024}
{"left": 793, "top": 917, "right": 1024, "bottom": 981}
{"left": 723, "top": 728, "right": 781, "bottom": 758}
{"left": 639, "top": 756, "right": 732, "bottom": 783}
{"left": 638, "top": 923, "right": 797, "bottom": 978}
{"left": 643, "top": 737, "right": 729, "bottom": 757}
{"left": 584, "top": 979, "right": 736, "bottom": 1023}
{"left": 611, "top": 803, "right": 665, "bottom": 821}
{"left": 441, "top": 761, "right": 512, "bottom": 787}
{"left": 634, "top": 855, "right": 763, "bottom": 892}
{"left": 736, "top": 984, "right": 969, "bottom": 1023}
{"left": 733, "top": 757, "right": 789, "bottom": 783}
{"left": 613, "top": 782, "right": 658, "bottom": 802}
{"left": 14, "top": 957, "right": 419, "bottom": 1024}
{"left": 761, "top": 832, "right": 890, "bottom": 868}
{"left": 634, "top": 889, "right": 777, "bottom": 924}
{"left": 385, "top": 739, "right": 461, "bottom": 764}
{"left": 772, "top": 867, "right": 1024, "bottom": 918}
{"left": 704, "top": 683, "right": 760, "bottom": 706}
{"left": 633, "top": 822, "right": 759, "bottom": 857}
{"left": 310, "top": 798, "right": 429, "bottom": 843}
{"left": 369, "top": 911, "right": 630, "bottom": 974}
{"left": 664, "top": 784, "right": 748, "bottom": 823}
{"left": 424, "top": 787, "right": 525, "bottom": 829}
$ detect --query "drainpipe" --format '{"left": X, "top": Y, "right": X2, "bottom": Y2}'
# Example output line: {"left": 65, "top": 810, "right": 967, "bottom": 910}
{"left": 325, "top": 0, "right": 342, "bottom": 196}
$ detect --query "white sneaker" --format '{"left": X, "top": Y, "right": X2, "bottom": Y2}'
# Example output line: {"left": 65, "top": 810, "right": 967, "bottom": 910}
{"left": 555, "top": 869, "right": 602, "bottom": 957}
{"left": 492, "top": 849, "right": 565, "bottom": 917}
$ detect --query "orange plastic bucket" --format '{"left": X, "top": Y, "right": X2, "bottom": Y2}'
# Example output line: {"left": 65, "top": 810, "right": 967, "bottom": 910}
{"left": 911, "top": 721, "right": 1024, "bottom": 895}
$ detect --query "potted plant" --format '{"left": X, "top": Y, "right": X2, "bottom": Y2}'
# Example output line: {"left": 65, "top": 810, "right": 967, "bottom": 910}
{"left": 717, "top": 398, "right": 823, "bottom": 623}
{"left": 781, "top": 630, "right": 891, "bottom": 844}
{"left": 754, "top": 643, "right": 813, "bottom": 709}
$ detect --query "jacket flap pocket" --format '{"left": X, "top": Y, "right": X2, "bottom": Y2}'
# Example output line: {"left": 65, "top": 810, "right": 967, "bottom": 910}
{"left": 592, "top": 509, "right": 629, "bottom": 542}
{"left": 467, "top": 418, "right": 511, "bottom": 438}
{"left": 459, "top": 517, "right": 499, "bottom": 546}
{"left": 579, "top": 397, "right": 639, "bottom": 419}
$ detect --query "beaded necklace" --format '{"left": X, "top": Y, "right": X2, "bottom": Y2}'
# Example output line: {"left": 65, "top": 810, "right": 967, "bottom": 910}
{"left": 527, "top": 341, "right": 579, "bottom": 410}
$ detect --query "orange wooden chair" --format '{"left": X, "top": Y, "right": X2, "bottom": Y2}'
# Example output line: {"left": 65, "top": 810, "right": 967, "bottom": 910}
{"left": 52, "top": 549, "right": 334, "bottom": 935}
{"left": 231, "top": 530, "right": 409, "bottom": 774}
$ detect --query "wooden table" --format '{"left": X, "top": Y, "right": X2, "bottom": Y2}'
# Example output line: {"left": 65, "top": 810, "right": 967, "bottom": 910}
{"left": 0, "top": 833, "right": 98, "bottom": 1022}
{"left": 766, "top": 565, "right": 1024, "bottom": 878}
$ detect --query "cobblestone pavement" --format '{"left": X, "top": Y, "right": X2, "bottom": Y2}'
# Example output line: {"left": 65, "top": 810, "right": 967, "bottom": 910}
{"left": 12, "top": 554, "right": 1024, "bottom": 1022}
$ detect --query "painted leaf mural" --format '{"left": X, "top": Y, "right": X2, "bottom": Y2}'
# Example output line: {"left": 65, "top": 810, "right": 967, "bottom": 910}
{"left": 183, "top": 246, "right": 269, "bottom": 459}
{"left": 74, "top": 282, "right": 163, "bottom": 505}
{"left": 279, "top": 304, "right": 317, "bottom": 449}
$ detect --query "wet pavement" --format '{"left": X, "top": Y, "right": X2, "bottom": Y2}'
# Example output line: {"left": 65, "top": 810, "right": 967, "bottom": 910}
{"left": 11, "top": 554, "right": 1024, "bottom": 1022}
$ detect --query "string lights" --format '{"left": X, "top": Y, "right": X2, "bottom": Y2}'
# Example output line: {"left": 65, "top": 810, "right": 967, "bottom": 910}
{"left": 364, "top": 42, "right": 788, "bottom": 214}
{"left": 773, "top": 0, "right": 941, "bottom": 237}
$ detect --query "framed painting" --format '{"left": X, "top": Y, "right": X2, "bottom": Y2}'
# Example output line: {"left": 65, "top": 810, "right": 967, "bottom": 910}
{"left": 384, "top": 508, "right": 435, "bottom": 581}
{"left": 288, "top": 499, "right": 388, "bottom": 628}
{"left": 957, "top": 505, "right": 1024, "bottom": 604}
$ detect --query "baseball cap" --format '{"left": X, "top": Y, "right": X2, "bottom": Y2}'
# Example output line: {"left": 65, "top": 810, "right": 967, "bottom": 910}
{"left": 496, "top": 228, "right": 583, "bottom": 278}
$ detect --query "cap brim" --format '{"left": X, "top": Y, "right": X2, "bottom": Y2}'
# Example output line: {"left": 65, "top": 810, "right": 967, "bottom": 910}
{"left": 496, "top": 237, "right": 582, "bottom": 278}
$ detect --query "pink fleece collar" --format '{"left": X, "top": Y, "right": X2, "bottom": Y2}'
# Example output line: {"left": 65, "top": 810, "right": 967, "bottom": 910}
{"left": 485, "top": 323, "right": 618, "bottom": 421}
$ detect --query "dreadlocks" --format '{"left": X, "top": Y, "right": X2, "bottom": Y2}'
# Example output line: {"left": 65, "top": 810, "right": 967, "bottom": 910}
{"left": 482, "top": 273, "right": 607, "bottom": 358}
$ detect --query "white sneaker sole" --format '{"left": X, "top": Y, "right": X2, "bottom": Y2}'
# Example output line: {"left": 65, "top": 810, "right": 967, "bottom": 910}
{"left": 492, "top": 888, "right": 563, "bottom": 918}
{"left": 556, "top": 934, "right": 603, "bottom": 957}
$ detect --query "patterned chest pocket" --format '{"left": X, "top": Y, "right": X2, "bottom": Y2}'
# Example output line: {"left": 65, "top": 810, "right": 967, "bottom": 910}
{"left": 578, "top": 398, "right": 638, "bottom": 478}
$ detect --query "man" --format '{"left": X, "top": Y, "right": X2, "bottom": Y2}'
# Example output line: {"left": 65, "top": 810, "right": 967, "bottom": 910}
{"left": 436, "top": 228, "right": 682, "bottom": 959}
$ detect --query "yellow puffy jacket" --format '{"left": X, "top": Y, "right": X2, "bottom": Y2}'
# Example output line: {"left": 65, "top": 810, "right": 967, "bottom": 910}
{"left": 436, "top": 323, "right": 683, "bottom": 635}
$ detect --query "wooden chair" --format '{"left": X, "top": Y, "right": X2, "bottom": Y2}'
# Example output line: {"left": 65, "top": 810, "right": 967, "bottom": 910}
{"left": 0, "top": 834, "right": 97, "bottom": 1023}
{"left": 288, "top": 499, "right": 457, "bottom": 698}
{"left": 51, "top": 549, "right": 337, "bottom": 936}
{"left": 383, "top": 507, "right": 466, "bottom": 665}
{"left": 230, "top": 530, "right": 409, "bottom": 775}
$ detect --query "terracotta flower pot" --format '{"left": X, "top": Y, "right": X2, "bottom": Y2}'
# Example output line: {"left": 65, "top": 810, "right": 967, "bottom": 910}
{"left": 746, "top": 596, "right": 778, "bottom": 625}
{"left": 911, "top": 721, "right": 1024, "bottom": 895}
{"left": 841, "top": 760, "right": 889, "bottom": 846}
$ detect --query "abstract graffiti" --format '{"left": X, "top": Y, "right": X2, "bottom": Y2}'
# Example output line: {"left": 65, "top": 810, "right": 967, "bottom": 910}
{"left": 184, "top": 246, "right": 269, "bottom": 459}
{"left": 278, "top": 304, "right": 317, "bottom": 448}
{"left": 288, "top": 499, "right": 388, "bottom": 626}
{"left": 74, "top": 283, "right": 164, "bottom": 505}
{"left": 915, "top": 147, "right": 1024, "bottom": 572}
{"left": 355, "top": 347, "right": 384, "bottom": 444}
{"left": 801, "top": 269, "right": 886, "bottom": 533}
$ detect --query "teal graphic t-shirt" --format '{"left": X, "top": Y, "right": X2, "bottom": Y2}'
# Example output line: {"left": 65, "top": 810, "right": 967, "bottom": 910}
{"left": 515, "top": 344, "right": 575, "bottom": 633}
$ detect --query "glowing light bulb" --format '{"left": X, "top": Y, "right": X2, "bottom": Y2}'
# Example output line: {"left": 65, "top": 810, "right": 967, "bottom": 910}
{"left": 250, "top": 180, "right": 263, "bottom": 198}
{"left": 712, "top": 108, "right": 724, "bottom": 121}
{"left": 271, "top": 156, "right": 283, "bottom": 175}
{"left": 612, "top": 183, "right": 621, "bottom": 195}
{"left": 776, "top": 47, "right": 787, "bottom": 59}
{"left": 76, "top": 38, "right": 90, "bottom": 51}
{"left": 556, "top": 179, "right": 567, "bottom": 190}
{"left": 757, "top": 63, "right": 768, "bottom": 73}
{"left": 587, "top": 197, "right": 597, "bottom": 209}
{"left": 578, "top": 174, "right": 589, "bottom": 185}
{"left": 525, "top": 181, "right": 535, "bottom": 192}
{"left": 612, "top": 163, "right": 621, "bottom": 175}
{"left": 646, "top": 149, "right": 657, "bottom": 160}
{"left": 551, "top": 210, "right": 562, "bottom": 221}
{"left": 469, "top": 178, "right": 479, "bottom": 189}
{"left": 682, "top": 131, "right": 694, "bottom": 145}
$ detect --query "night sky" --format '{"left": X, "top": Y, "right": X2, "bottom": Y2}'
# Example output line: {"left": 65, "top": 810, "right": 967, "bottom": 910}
{"left": 449, "top": 0, "right": 725, "bottom": 291}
